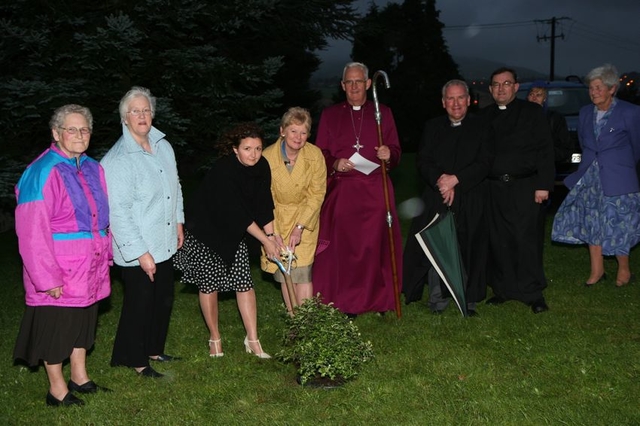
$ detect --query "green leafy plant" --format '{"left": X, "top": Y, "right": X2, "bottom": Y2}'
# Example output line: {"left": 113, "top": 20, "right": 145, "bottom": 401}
{"left": 276, "top": 296, "right": 374, "bottom": 385}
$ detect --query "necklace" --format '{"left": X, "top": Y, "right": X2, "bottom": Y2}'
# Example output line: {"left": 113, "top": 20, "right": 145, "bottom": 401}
{"left": 350, "top": 105, "right": 364, "bottom": 152}
{"left": 281, "top": 139, "right": 296, "bottom": 168}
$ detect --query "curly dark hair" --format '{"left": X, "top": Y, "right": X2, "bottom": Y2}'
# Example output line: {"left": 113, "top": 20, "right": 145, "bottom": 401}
{"left": 217, "top": 122, "right": 265, "bottom": 156}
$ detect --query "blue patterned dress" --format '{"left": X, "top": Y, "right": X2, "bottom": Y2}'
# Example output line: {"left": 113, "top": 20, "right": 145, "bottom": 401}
{"left": 552, "top": 102, "right": 640, "bottom": 255}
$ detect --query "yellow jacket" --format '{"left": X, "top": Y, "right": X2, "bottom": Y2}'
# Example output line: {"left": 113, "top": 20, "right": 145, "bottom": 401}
{"left": 260, "top": 138, "right": 326, "bottom": 273}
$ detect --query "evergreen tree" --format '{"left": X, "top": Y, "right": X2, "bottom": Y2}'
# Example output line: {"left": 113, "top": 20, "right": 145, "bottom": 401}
{"left": 0, "top": 0, "right": 357, "bottom": 202}
{"left": 351, "top": 0, "right": 460, "bottom": 151}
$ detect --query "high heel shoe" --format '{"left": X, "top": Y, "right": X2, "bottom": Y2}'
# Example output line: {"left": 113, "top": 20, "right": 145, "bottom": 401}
{"left": 243, "top": 336, "right": 271, "bottom": 359}
{"left": 208, "top": 339, "right": 224, "bottom": 357}
{"left": 585, "top": 273, "right": 606, "bottom": 287}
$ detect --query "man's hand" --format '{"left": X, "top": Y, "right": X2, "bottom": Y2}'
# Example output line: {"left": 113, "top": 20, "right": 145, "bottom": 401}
{"left": 437, "top": 174, "right": 459, "bottom": 194}
{"left": 442, "top": 188, "right": 455, "bottom": 206}
{"left": 534, "top": 190, "right": 549, "bottom": 204}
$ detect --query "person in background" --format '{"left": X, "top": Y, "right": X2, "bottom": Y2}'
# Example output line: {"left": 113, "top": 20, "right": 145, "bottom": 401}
{"left": 483, "top": 67, "right": 555, "bottom": 314}
{"left": 552, "top": 64, "right": 640, "bottom": 287}
{"left": 527, "top": 84, "right": 573, "bottom": 270}
{"left": 403, "top": 80, "right": 491, "bottom": 316}
{"left": 174, "top": 123, "right": 281, "bottom": 358}
{"left": 527, "top": 85, "right": 572, "bottom": 166}
{"left": 260, "top": 107, "right": 326, "bottom": 313}
{"left": 101, "top": 86, "right": 184, "bottom": 378}
{"left": 14, "top": 104, "right": 112, "bottom": 406}
{"left": 313, "top": 61, "right": 403, "bottom": 317}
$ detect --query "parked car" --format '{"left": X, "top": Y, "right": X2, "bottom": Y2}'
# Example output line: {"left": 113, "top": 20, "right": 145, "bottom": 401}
{"left": 516, "top": 81, "right": 591, "bottom": 182}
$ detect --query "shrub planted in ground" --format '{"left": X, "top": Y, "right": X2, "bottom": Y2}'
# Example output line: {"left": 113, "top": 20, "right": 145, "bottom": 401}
{"left": 277, "top": 296, "right": 374, "bottom": 385}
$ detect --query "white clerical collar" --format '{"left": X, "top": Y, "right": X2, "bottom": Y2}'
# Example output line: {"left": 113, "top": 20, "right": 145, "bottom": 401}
{"left": 498, "top": 105, "right": 507, "bottom": 110}
{"left": 450, "top": 120, "right": 462, "bottom": 127}
{"left": 351, "top": 105, "right": 362, "bottom": 111}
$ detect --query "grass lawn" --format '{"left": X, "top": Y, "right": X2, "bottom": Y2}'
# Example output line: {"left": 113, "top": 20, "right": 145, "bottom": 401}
{"left": 1, "top": 154, "right": 638, "bottom": 425}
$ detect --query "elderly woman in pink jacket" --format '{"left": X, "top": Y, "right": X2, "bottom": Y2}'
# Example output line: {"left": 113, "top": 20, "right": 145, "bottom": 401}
{"left": 13, "top": 105, "right": 112, "bottom": 407}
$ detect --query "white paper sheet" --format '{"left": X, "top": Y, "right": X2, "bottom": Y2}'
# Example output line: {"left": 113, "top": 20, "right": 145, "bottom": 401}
{"left": 348, "top": 152, "right": 380, "bottom": 175}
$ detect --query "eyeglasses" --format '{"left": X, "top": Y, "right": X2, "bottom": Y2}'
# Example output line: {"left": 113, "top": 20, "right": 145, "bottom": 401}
{"left": 127, "top": 109, "right": 152, "bottom": 116}
{"left": 60, "top": 126, "right": 91, "bottom": 136}
{"left": 343, "top": 79, "right": 367, "bottom": 87}
{"left": 490, "top": 81, "right": 516, "bottom": 89}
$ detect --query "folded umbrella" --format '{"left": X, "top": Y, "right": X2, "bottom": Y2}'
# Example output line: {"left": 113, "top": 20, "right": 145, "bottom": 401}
{"left": 414, "top": 210, "right": 468, "bottom": 317}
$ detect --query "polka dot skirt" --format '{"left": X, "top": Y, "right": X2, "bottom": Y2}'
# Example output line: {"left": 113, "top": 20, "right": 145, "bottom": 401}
{"left": 173, "top": 229, "right": 253, "bottom": 294}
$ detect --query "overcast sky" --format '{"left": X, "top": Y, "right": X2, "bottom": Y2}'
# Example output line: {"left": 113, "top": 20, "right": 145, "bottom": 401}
{"left": 319, "top": 0, "right": 640, "bottom": 79}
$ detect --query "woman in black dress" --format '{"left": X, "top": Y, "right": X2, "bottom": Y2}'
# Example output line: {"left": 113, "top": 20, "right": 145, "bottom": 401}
{"left": 174, "top": 123, "right": 281, "bottom": 358}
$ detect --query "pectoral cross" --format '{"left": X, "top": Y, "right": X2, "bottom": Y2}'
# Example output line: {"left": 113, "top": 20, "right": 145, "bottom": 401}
{"left": 353, "top": 139, "right": 363, "bottom": 152}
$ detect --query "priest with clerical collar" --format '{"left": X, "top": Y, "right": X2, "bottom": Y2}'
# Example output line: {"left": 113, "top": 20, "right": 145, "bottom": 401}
{"left": 483, "top": 67, "right": 555, "bottom": 314}
{"left": 402, "top": 79, "right": 491, "bottom": 316}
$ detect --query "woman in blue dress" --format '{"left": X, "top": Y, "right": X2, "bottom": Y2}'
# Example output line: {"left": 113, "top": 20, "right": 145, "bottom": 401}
{"left": 552, "top": 64, "right": 640, "bottom": 287}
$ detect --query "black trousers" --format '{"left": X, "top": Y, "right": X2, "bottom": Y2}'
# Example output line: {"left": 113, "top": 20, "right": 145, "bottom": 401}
{"left": 111, "top": 260, "right": 175, "bottom": 368}
{"left": 488, "top": 178, "right": 547, "bottom": 304}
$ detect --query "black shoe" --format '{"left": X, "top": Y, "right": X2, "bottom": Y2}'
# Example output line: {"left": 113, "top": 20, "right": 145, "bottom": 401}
{"left": 345, "top": 313, "right": 358, "bottom": 319}
{"left": 67, "top": 380, "right": 112, "bottom": 394}
{"left": 467, "top": 309, "right": 478, "bottom": 317}
{"left": 137, "top": 366, "right": 164, "bottom": 378}
{"left": 485, "top": 296, "right": 506, "bottom": 305}
{"left": 46, "top": 391, "right": 84, "bottom": 407}
{"left": 431, "top": 310, "right": 444, "bottom": 315}
{"left": 531, "top": 299, "right": 549, "bottom": 314}
{"left": 150, "top": 354, "right": 181, "bottom": 362}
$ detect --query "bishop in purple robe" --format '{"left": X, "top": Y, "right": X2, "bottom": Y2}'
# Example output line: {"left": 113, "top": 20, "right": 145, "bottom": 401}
{"left": 313, "top": 62, "right": 403, "bottom": 315}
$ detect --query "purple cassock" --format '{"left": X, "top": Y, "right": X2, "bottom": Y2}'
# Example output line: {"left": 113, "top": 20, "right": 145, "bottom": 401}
{"left": 313, "top": 100, "right": 403, "bottom": 315}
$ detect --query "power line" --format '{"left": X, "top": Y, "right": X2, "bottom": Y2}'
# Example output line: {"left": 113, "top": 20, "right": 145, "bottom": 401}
{"left": 444, "top": 20, "right": 535, "bottom": 30}
{"left": 443, "top": 18, "right": 639, "bottom": 50}
{"left": 442, "top": 17, "right": 639, "bottom": 75}
{"left": 566, "top": 21, "right": 640, "bottom": 52}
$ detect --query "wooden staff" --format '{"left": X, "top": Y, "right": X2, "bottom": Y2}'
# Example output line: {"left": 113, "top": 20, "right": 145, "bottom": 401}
{"left": 371, "top": 70, "right": 402, "bottom": 319}
{"left": 283, "top": 271, "right": 298, "bottom": 316}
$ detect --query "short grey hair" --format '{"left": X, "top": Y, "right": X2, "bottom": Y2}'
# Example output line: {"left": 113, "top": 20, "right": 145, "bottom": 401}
{"left": 49, "top": 104, "right": 93, "bottom": 130}
{"left": 342, "top": 62, "right": 369, "bottom": 81}
{"left": 441, "top": 79, "right": 469, "bottom": 98}
{"left": 118, "top": 86, "right": 156, "bottom": 123}
{"left": 585, "top": 64, "right": 619, "bottom": 93}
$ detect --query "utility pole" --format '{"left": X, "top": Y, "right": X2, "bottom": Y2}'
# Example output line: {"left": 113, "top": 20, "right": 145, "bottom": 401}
{"left": 536, "top": 17, "right": 569, "bottom": 81}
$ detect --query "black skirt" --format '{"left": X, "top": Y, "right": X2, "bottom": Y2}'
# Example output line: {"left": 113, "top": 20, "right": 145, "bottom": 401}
{"left": 173, "top": 229, "right": 253, "bottom": 294}
{"left": 13, "top": 304, "right": 98, "bottom": 366}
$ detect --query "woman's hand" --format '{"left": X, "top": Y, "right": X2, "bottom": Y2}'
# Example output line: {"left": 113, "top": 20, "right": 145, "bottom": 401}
{"left": 138, "top": 252, "right": 156, "bottom": 282}
{"left": 288, "top": 226, "right": 303, "bottom": 251}
{"left": 176, "top": 223, "right": 184, "bottom": 249}
{"left": 45, "top": 286, "right": 63, "bottom": 299}
{"left": 263, "top": 238, "right": 281, "bottom": 261}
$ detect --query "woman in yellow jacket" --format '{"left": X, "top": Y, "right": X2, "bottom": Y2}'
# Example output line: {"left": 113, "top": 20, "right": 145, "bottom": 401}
{"left": 261, "top": 107, "right": 327, "bottom": 312}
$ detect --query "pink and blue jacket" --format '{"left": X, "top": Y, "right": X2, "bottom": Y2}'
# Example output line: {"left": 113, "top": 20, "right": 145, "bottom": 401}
{"left": 15, "top": 143, "right": 112, "bottom": 307}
